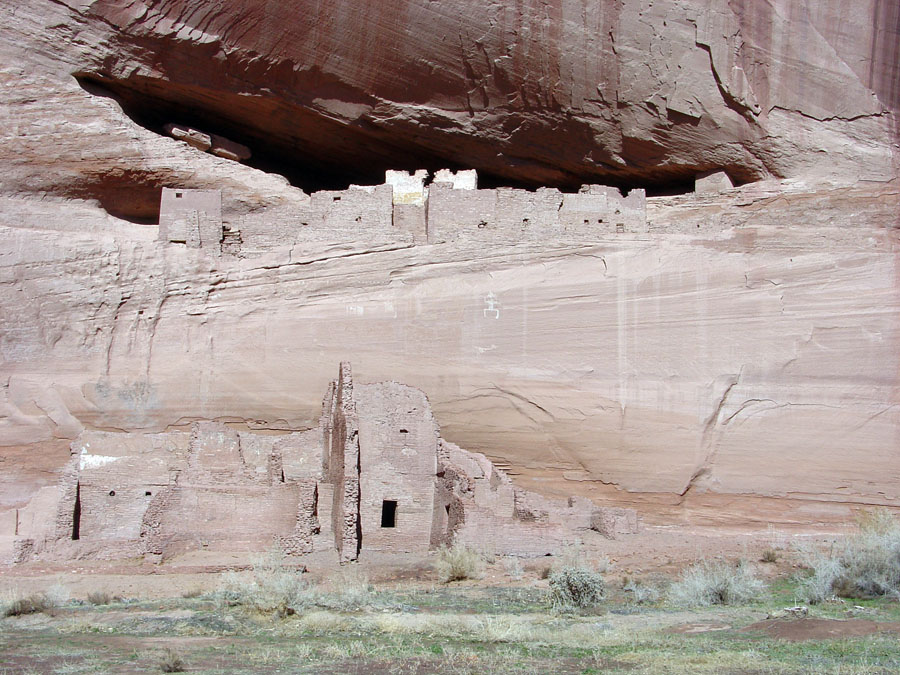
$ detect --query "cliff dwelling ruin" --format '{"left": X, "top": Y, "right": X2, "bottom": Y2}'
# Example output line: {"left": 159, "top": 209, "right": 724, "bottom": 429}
{"left": 157, "top": 168, "right": 651, "bottom": 255}
{"left": 13, "top": 364, "right": 636, "bottom": 564}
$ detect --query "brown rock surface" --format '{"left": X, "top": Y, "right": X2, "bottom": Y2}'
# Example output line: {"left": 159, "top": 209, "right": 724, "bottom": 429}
{"left": 1, "top": 0, "right": 898, "bottom": 201}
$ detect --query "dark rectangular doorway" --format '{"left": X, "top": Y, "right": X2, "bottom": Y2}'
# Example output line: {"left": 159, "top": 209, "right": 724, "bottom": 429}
{"left": 381, "top": 500, "right": 397, "bottom": 528}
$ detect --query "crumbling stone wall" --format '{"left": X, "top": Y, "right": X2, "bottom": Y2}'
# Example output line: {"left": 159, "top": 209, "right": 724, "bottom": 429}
{"left": 323, "top": 363, "right": 361, "bottom": 562}
{"left": 173, "top": 169, "right": 648, "bottom": 253}
{"left": 427, "top": 182, "right": 647, "bottom": 243}
{"left": 158, "top": 188, "right": 223, "bottom": 248}
{"left": 27, "top": 363, "right": 638, "bottom": 564}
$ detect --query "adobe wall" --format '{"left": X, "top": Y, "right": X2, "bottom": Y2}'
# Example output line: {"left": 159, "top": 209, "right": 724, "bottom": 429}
{"left": 426, "top": 183, "right": 647, "bottom": 243}
{"left": 167, "top": 169, "right": 648, "bottom": 254}
{"left": 323, "top": 362, "right": 361, "bottom": 562}
{"left": 355, "top": 382, "right": 438, "bottom": 554}
{"left": 20, "top": 363, "right": 638, "bottom": 564}
{"left": 158, "top": 188, "right": 222, "bottom": 248}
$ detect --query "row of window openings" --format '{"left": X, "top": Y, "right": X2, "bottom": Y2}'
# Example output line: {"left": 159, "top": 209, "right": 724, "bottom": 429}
{"left": 477, "top": 218, "right": 625, "bottom": 232}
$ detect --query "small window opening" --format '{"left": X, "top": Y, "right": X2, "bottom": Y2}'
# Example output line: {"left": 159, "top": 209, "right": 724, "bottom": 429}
{"left": 72, "top": 482, "right": 81, "bottom": 540}
{"left": 145, "top": 490, "right": 152, "bottom": 496}
{"left": 583, "top": 219, "right": 589, "bottom": 225}
{"left": 333, "top": 196, "right": 341, "bottom": 202}
{"left": 381, "top": 500, "right": 397, "bottom": 528}
{"left": 175, "top": 192, "right": 183, "bottom": 198}
{"left": 108, "top": 490, "right": 116, "bottom": 497}
{"left": 477, "top": 220, "right": 488, "bottom": 229}
{"left": 522, "top": 218, "right": 529, "bottom": 226}
{"left": 399, "top": 428, "right": 408, "bottom": 434}
{"left": 598, "top": 218, "right": 603, "bottom": 224}
{"left": 280, "top": 468, "right": 285, "bottom": 483}
{"left": 355, "top": 215, "right": 361, "bottom": 222}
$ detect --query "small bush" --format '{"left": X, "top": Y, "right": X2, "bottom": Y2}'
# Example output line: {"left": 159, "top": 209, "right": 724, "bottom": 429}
{"left": 87, "top": 591, "right": 114, "bottom": 606}
{"left": 623, "top": 579, "right": 660, "bottom": 605}
{"left": 318, "top": 566, "right": 372, "bottom": 611}
{"left": 435, "top": 544, "right": 484, "bottom": 583}
{"left": 760, "top": 548, "right": 779, "bottom": 563}
{"left": 159, "top": 648, "right": 185, "bottom": 673}
{"left": 799, "top": 509, "right": 900, "bottom": 603}
{"left": 668, "top": 560, "right": 765, "bottom": 607}
{"left": 548, "top": 566, "right": 605, "bottom": 611}
{"left": 216, "top": 549, "right": 312, "bottom": 618}
{"left": 2, "top": 587, "right": 68, "bottom": 618}
{"left": 503, "top": 557, "right": 524, "bottom": 581}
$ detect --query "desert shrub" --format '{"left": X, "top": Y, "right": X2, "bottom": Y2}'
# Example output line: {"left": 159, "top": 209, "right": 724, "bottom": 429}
{"left": 623, "top": 579, "right": 660, "bottom": 605}
{"left": 317, "top": 566, "right": 372, "bottom": 611}
{"left": 548, "top": 566, "right": 605, "bottom": 611}
{"left": 503, "top": 557, "right": 524, "bottom": 581}
{"left": 760, "top": 548, "right": 779, "bottom": 563}
{"left": 435, "top": 543, "right": 484, "bottom": 583}
{"left": 3, "top": 593, "right": 54, "bottom": 617}
{"left": 87, "top": 591, "right": 114, "bottom": 606}
{"left": 159, "top": 648, "right": 185, "bottom": 673}
{"left": 217, "top": 550, "right": 312, "bottom": 618}
{"left": 667, "top": 560, "right": 765, "bottom": 607}
{"left": 799, "top": 509, "right": 900, "bottom": 603}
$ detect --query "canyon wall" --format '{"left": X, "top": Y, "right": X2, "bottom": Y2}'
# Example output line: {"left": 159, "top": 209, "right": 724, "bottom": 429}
{"left": 0, "top": 0, "right": 898, "bottom": 537}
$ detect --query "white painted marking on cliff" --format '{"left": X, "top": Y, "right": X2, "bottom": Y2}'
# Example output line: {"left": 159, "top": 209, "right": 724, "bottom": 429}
{"left": 79, "top": 450, "right": 119, "bottom": 470}
{"left": 476, "top": 344, "right": 498, "bottom": 354}
{"left": 483, "top": 292, "right": 500, "bottom": 319}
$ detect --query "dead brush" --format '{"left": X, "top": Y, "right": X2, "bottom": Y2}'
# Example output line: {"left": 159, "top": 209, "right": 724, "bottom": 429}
{"left": 159, "top": 647, "right": 186, "bottom": 673}
{"left": 760, "top": 548, "right": 779, "bottom": 563}
{"left": 3, "top": 593, "right": 54, "bottom": 617}
{"left": 798, "top": 508, "right": 900, "bottom": 603}
{"left": 87, "top": 591, "right": 114, "bottom": 606}
{"left": 435, "top": 543, "right": 485, "bottom": 583}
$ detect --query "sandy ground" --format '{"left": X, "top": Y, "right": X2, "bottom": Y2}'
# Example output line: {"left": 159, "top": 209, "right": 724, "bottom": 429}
{"left": 0, "top": 523, "right": 849, "bottom": 600}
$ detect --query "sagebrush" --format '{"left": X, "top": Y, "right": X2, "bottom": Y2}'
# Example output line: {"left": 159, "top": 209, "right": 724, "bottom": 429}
{"left": 548, "top": 566, "right": 605, "bottom": 611}
{"left": 667, "top": 560, "right": 765, "bottom": 606}
{"left": 799, "top": 508, "right": 900, "bottom": 603}
{"left": 216, "top": 549, "right": 312, "bottom": 617}
{"left": 435, "top": 544, "right": 484, "bottom": 583}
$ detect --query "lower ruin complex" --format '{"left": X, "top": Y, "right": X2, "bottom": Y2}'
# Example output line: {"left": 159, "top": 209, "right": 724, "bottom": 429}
{"left": 15, "top": 364, "right": 637, "bottom": 564}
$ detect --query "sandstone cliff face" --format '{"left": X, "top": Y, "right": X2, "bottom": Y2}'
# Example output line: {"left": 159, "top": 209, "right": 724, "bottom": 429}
{"left": 0, "top": 1, "right": 898, "bottom": 535}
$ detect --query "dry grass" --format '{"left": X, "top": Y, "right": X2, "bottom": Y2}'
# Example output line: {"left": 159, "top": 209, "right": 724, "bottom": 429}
{"left": 667, "top": 560, "right": 765, "bottom": 607}
{"left": 158, "top": 647, "right": 186, "bottom": 673}
{"left": 435, "top": 544, "right": 484, "bottom": 583}
{"left": 87, "top": 591, "right": 114, "bottom": 606}
{"left": 799, "top": 508, "right": 900, "bottom": 603}
{"left": 216, "top": 549, "right": 312, "bottom": 617}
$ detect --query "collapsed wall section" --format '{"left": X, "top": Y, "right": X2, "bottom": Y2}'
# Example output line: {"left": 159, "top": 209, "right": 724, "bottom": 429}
{"left": 323, "top": 362, "right": 361, "bottom": 562}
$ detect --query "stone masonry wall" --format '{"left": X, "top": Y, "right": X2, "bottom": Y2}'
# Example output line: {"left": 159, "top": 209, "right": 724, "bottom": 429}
{"left": 171, "top": 169, "right": 647, "bottom": 253}
{"left": 24, "top": 364, "right": 638, "bottom": 563}
{"left": 356, "top": 382, "right": 438, "bottom": 554}
{"left": 159, "top": 188, "right": 223, "bottom": 248}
